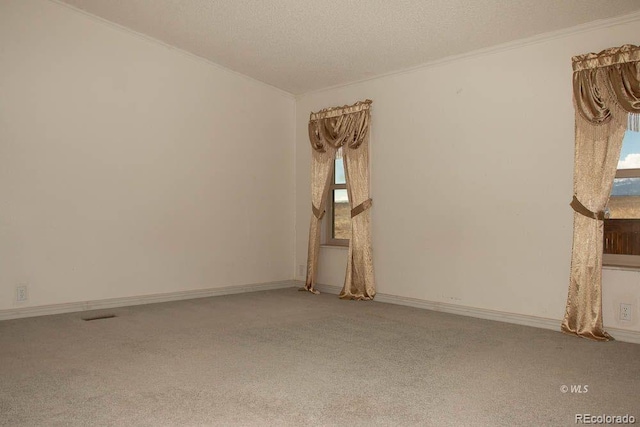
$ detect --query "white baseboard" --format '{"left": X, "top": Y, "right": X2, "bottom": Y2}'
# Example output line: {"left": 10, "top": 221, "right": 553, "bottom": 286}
{"left": 0, "top": 280, "right": 297, "bottom": 321}
{"left": 309, "top": 282, "right": 640, "bottom": 345}
{"left": 609, "top": 328, "right": 640, "bottom": 344}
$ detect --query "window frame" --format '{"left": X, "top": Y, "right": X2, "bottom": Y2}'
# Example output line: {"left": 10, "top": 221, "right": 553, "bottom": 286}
{"left": 325, "top": 157, "right": 349, "bottom": 247}
{"left": 603, "top": 167, "right": 640, "bottom": 267}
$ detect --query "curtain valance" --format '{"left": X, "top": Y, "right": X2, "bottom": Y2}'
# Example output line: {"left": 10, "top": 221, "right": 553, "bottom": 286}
{"left": 308, "top": 99, "right": 372, "bottom": 152}
{"left": 573, "top": 44, "right": 640, "bottom": 125}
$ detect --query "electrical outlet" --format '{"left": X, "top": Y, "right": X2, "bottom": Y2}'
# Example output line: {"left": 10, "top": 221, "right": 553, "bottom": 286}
{"left": 298, "top": 264, "right": 306, "bottom": 277}
{"left": 16, "top": 285, "right": 28, "bottom": 302}
{"left": 620, "top": 303, "right": 632, "bottom": 322}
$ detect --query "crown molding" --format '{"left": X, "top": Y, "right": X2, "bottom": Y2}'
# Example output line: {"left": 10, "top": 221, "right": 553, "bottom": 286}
{"left": 298, "top": 10, "right": 640, "bottom": 98}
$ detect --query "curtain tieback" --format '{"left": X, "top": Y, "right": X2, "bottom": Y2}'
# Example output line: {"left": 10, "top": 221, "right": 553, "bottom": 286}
{"left": 312, "top": 204, "right": 325, "bottom": 220}
{"left": 570, "top": 195, "right": 605, "bottom": 220}
{"left": 351, "top": 198, "right": 373, "bottom": 218}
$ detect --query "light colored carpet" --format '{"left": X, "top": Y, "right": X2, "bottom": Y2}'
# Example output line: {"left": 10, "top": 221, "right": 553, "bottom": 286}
{"left": 1, "top": 287, "right": 638, "bottom": 426}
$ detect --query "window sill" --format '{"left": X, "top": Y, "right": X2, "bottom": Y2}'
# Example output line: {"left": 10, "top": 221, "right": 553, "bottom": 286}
{"left": 603, "top": 254, "right": 640, "bottom": 270}
{"left": 603, "top": 265, "right": 640, "bottom": 272}
{"left": 320, "top": 244, "right": 349, "bottom": 250}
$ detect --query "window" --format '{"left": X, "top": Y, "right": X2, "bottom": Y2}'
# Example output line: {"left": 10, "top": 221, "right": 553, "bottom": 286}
{"left": 603, "top": 130, "right": 640, "bottom": 267}
{"left": 326, "top": 157, "right": 351, "bottom": 246}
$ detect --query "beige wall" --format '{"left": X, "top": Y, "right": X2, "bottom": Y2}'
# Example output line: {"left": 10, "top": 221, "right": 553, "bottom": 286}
{"left": 0, "top": 0, "right": 295, "bottom": 310}
{"left": 295, "top": 18, "right": 640, "bottom": 333}
{"left": 2, "top": 0, "right": 638, "bottom": 335}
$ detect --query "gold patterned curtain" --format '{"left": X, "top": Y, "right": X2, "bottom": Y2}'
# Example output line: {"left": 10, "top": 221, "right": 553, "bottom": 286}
{"left": 304, "top": 100, "right": 376, "bottom": 300}
{"left": 563, "top": 45, "right": 640, "bottom": 341}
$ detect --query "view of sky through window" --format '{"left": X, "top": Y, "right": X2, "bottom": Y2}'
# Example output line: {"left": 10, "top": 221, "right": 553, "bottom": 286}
{"left": 618, "top": 130, "right": 640, "bottom": 169}
{"left": 612, "top": 130, "right": 640, "bottom": 198}
{"left": 609, "top": 130, "right": 640, "bottom": 220}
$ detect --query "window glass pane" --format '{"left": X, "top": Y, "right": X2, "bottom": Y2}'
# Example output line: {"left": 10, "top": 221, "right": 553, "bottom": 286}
{"left": 609, "top": 130, "right": 640, "bottom": 219}
{"left": 617, "top": 130, "right": 640, "bottom": 169}
{"left": 604, "top": 130, "right": 640, "bottom": 258}
{"left": 611, "top": 177, "right": 640, "bottom": 197}
{"left": 333, "top": 189, "right": 350, "bottom": 239}
{"left": 609, "top": 177, "right": 640, "bottom": 218}
{"left": 334, "top": 158, "right": 346, "bottom": 184}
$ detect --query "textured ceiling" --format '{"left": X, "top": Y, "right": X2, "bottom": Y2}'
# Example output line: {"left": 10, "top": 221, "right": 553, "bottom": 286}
{"left": 57, "top": 0, "right": 640, "bottom": 94}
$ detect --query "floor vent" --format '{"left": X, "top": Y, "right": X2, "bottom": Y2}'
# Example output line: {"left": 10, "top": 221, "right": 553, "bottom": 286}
{"left": 82, "top": 314, "right": 116, "bottom": 321}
